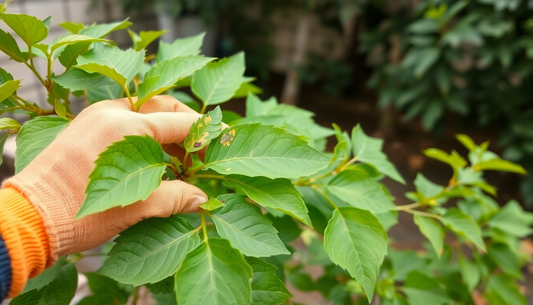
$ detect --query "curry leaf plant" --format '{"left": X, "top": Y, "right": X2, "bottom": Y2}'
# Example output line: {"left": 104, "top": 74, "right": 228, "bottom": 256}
{"left": 2, "top": 7, "right": 531, "bottom": 305}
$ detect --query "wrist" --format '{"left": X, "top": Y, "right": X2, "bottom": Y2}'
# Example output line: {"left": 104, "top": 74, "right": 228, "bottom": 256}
{"left": 0, "top": 187, "right": 50, "bottom": 298}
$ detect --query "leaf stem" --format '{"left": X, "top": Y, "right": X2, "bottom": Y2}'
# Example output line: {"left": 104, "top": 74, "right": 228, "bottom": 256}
{"left": 200, "top": 103, "right": 207, "bottom": 114}
{"left": 200, "top": 211, "right": 208, "bottom": 241}
{"left": 132, "top": 286, "right": 139, "bottom": 305}
{"left": 337, "top": 157, "right": 358, "bottom": 172}
{"left": 190, "top": 174, "right": 223, "bottom": 180}
{"left": 123, "top": 86, "right": 137, "bottom": 111}
{"left": 396, "top": 202, "right": 421, "bottom": 211}
{"left": 402, "top": 209, "right": 441, "bottom": 220}
{"left": 187, "top": 165, "right": 206, "bottom": 176}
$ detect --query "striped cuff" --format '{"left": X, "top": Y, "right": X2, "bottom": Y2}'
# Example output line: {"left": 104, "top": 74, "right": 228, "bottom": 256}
{"left": 0, "top": 187, "right": 50, "bottom": 298}
{"left": 0, "top": 234, "right": 12, "bottom": 301}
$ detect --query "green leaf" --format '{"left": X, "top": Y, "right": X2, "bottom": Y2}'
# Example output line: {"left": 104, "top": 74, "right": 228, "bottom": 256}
{"left": 184, "top": 106, "right": 223, "bottom": 153}
{"left": 175, "top": 238, "right": 253, "bottom": 305}
{"left": 402, "top": 288, "right": 451, "bottom": 305}
{"left": 413, "top": 215, "right": 444, "bottom": 257}
{"left": 77, "top": 135, "right": 166, "bottom": 218}
{"left": 84, "top": 273, "right": 128, "bottom": 303}
{"left": 475, "top": 159, "right": 527, "bottom": 174}
{"left": 156, "top": 32, "right": 205, "bottom": 62}
{"left": 0, "top": 12, "right": 48, "bottom": 46}
{"left": 456, "top": 134, "right": 476, "bottom": 151}
{"left": 488, "top": 200, "right": 533, "bottom": 237}
{"left": 87, "top": 83, "right": 124, "bottom": 104}
{"left": 146, "top": 276, "right": 174, "bottom": 294}
{"left": 486, "top": 274, "right": 527, "bottom": 305}
{"left": 324, "top": 207, "right": 388, "bottom": 301}
{"left": 136, "top": 55, "right": 215, "bottom": 107}
{"left": 414, "top": 173, "right": 443, "bottom": 198}
{"left": 246, "top": 257, "right": 292, "bottom": 305}
{"left": 59, "top": 21, "right": 85, "bottom": 34}
{"left": 98, "top": 215, "right": 200, "bottom": 285}
{"left": 200, "top": 198, "right": 225, "bottom": 211}
{"left": 403, "top": 271, "right": 452, "bottom": 305}
{"left": 51, "top": 69, "right": 115, "bottom": 91}
{"left": 245, "top": 94, "right": 277, "bottom": 118}
{"left": 22, "top": 256, "right": 68, "bottom": 294}
{"left": 59, "top": 19, "right": 132, "bottom": 68}
{"left": 209, "top": 194, "right": 289, "bottom": 257}
{"left": 54, "top": 100, "right": 67, "bottom": 119}
{"left": 204, "top": 123, "right": 329, "bottom": 179}
{"left": 351, "top": 124, "right": 404, "bottom": 184}
{"left": 0, "top": 117, "right": 20, "bottom": 130}
{"left": 192, "top": 52, "right": 245, "bottom": 106}
{"left": 225, "top": 175, "right": 311, "bottom": 227}
{"left": 15, "top": 117, "right": 70, "bottom": 173}
{"left": 233, "top": 77, "right": 262, "bottom": 98}
{"left": 0, "top": 28, "right": 24, "bottom": 61}
{"left": 324, "top": 170, "right": 395, "bottom": 213}
{"left": 457, "top": 253, "right": 480, "bottom": 292}
{"left": 77, "top": 294, "right": 120, "bottom": 305}
{"left": 441, "top": 208, "right": 486, "bottom": 251}
{"left": 0, "top": 79, "right": 20, "bottom": 103}
{"left": 0, "top": 132, "right": 9, "bottom": 166}
{"left": 50, "top": 35, "right": 109, "bottom": 53}
{"left": 487, "top": 243, "right": 522, "bottom": 279}
{"left": 76, "top": 44, "right": 144, "bottom": 87}
{"left": 152, "top": 293, "right": 177, "bottom": 305}
{"left": 11, "top": 263, "right": 78, "bottom": 305}
{"left": 128, "top": 29, "right": 167, "bottom": 51}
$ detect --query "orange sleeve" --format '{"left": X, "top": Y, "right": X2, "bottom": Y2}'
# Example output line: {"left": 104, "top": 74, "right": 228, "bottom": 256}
{"left": 0, "top": 187, "right": 50, "bottom": 298}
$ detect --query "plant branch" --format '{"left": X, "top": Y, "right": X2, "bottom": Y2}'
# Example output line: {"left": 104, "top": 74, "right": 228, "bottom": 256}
{"left": 132, "top": 286, "right": 139, "bottom": 305}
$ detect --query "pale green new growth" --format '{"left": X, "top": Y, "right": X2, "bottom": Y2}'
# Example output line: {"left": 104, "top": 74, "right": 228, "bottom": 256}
{"left": 200, "top": 198, "right": 225, "bottom": 211}
{"left": 77, "top": 135, "right": 166, "bottom": 218}
{"left": 0, "top": 117, "right": 20, "bottom": 130}
{"left": 0, "top": 79, "right": 20, "bottom": 103}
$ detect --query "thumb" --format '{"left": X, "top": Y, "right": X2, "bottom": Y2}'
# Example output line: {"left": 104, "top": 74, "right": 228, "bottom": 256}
{"left": 139, "top": 180, "right": 208, "bottom": 218}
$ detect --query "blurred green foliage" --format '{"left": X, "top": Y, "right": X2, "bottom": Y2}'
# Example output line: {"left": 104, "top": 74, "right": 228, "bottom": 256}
{"left": 360, "top": 0, "right": 533, "bottom": 206}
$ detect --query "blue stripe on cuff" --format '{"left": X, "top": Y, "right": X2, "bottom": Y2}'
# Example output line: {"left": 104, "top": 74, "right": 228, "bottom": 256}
{"left": 0, "top": 233, "right": 12, "bottom": 301}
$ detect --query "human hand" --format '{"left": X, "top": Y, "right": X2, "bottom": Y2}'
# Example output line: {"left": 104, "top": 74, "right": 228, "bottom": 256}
{"left": 3, "top": 96, "right": 208, "bottom": 262}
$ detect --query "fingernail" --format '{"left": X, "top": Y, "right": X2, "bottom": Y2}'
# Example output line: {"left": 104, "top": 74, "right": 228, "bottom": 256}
{"left": 189, "top": 194, "right": 208, "bottom": 208}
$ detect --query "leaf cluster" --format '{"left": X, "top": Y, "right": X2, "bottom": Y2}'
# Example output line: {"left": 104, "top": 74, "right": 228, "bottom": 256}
{"left": 2, "top": 6, "right": 531, "bottom": 305}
